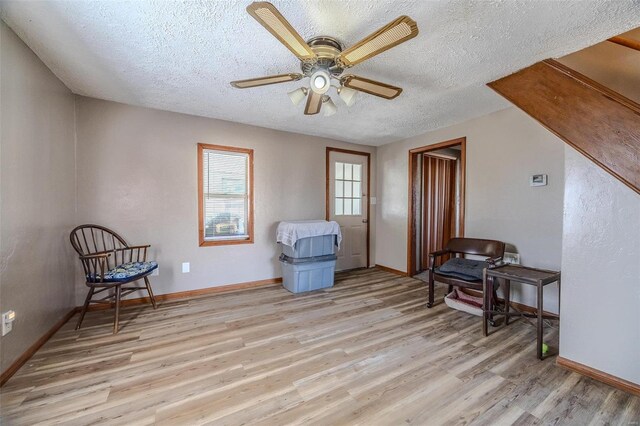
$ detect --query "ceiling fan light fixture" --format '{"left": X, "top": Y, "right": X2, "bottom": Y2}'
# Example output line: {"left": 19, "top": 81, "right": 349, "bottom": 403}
{"left": 338, "top": 86, "right": 357, "bottom": 106}
{"left": 288, "top": 87, "right": 308, "bottom": 106}
{"left": 310, "top": 70, "right": 331, "bottom": 94}
{"left": 322, "top": 95, "right": 337, "bottom": 116}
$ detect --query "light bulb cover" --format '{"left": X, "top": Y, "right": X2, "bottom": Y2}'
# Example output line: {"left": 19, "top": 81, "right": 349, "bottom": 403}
{"left": 309, "top": 70, "right": 330, "bottom": 94}
{"left": 322, "top": 96, "right": 337, "bottom": 116}
{"left": 288, "top": 87, "right": 308, "bottom": 106}
{"left": 338, "top": 86, "right": 357, "bottom": 106}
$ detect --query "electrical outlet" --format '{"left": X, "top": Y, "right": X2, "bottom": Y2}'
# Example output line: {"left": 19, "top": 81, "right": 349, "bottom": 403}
{"left": 2, "top": 310, "right": 16, "bottom": 336}
{"left": 182, "top": 262, "right": 190, "bottom": 273}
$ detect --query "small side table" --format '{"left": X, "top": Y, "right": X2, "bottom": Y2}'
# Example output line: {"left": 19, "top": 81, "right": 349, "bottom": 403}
{"left": 482, "top": 264, "right": 560, "bottom": 359}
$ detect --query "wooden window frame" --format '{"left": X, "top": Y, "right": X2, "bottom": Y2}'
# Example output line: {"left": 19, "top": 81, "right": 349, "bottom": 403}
{"left": 198, "top": 143, "right": 254, "bottom": 247}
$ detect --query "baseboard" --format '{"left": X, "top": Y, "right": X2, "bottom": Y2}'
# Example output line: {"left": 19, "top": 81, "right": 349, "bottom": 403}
{"left": 375, "top": 264, "right": 408, "bottom": 276}
{"left": 556, "top": 356, "right": 640, "bottom": 397}
{"left": 0, "top": 307, "right": 78, "bottom": 387}
{"left": 85, "top": 277, "right": 283, "bottom": 311}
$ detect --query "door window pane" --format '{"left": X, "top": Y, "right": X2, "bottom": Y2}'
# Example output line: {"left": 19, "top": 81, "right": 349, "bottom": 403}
{"left": 353, "top": 198, "right": 361, "bottom": 215}
{"left": 335, "top": 180, "right": 343, "bottom": 197}
{"left": 353, "top": 181, "right": 361, "bottom": 198}
{"left": 344, "top": 181, "right": 352, "bottom": 197}
{"left": 335, "top": 197, "right": 343, "bottom": 216}
{"left": 335, "top": 162, "right": 344, "bottom": 179}
{"left": 344, "top": 163, "right": 353, "bottom": 180}
{"left": 353, "top": 164, "right": 361, "bottom": 181}
{"left": 344, "top": 198, "right": 352, "bottom": 215}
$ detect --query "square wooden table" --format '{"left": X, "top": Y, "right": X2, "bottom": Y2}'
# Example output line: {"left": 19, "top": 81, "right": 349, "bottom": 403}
{"left": 482, "top": 264, "right": 560, "bottom": 359}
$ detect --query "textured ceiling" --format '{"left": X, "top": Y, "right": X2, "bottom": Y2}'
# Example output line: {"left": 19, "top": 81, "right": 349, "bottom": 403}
{"left": 2, "top": 1, "right": 639, "bottom": 146}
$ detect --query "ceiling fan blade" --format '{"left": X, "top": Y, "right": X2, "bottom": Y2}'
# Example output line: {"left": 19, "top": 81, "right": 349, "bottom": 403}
{"left": 336, "top": 16, "right": 418, "bottom": 68}
{"left": 304, "top": 91, "right": 323, "bottom": 115}
{"left": 246, "top": 2, "right": 317, "bottom": 62}
{"left": 230, "top": 73, "right": 303, "bottom": 89}
{"left": 341, "top": 75, "right": 403, "bottom": 99}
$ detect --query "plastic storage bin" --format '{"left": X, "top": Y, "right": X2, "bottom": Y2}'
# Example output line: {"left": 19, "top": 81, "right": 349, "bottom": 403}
{"left": 281, "top": 234, "right": 336, "bottom": 258}
{"left": 280, "top": 254, "right": 337, "bottom": 293}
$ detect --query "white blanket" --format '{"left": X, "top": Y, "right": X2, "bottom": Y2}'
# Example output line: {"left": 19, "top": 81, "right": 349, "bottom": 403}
{"left": 276, "top": 220, "right": 342, "bottom": 248}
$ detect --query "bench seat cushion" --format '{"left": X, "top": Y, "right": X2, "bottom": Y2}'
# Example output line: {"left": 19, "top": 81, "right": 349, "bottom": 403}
{"left": 436, "top": 258, "right": 488, "bottom": 281}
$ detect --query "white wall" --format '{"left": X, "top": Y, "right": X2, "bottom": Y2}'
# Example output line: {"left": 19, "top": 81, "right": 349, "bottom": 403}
{"left": 0, "top": 21, "right": 76, "bottom": 372}
{"left": 74, "top": 97, "right": 376, "bottom": 304}
{"left": 376, "top": 107, "right": 565, "bottom": 312}
{"left": 560, "top": 146, "right": 640, "bottom": 384}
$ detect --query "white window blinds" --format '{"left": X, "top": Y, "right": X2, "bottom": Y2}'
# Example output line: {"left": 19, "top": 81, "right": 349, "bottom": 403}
{"left": 202, "top": 148, "right": 250, "bottom": 240}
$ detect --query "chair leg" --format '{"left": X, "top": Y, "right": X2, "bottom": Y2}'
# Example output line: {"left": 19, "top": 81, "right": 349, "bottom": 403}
{"left": 113, "top": 286, "right": 121, "bottom": 334}
{"left": 144, "top": 276, "right": 157, "bottom": 309}
{"left": 76, "top": 287, "right": 95, "bottom": 330}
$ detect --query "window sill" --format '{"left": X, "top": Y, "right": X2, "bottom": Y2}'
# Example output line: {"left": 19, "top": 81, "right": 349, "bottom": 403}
{"left": 199, "top": 238, "right": 254, "bottom": 247}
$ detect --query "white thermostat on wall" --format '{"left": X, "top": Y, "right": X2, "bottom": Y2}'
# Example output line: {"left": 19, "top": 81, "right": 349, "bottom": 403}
{"left": 530, "top": 174, "right": 548, "bottom": 187}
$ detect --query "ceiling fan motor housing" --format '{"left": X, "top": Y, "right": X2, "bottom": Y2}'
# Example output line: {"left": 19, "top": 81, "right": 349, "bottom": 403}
{"left": 301, "top": 36, "right": 345, "bottom": 77}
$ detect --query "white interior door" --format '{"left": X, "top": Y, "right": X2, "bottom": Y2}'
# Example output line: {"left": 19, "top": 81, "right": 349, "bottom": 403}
{"left": 328, "top": 151, "right": 368, "bottom": 271}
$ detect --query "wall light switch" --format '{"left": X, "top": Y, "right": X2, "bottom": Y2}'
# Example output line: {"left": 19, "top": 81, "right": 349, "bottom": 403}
{"left": 2, "top": 310, "right": 16, "bottom": 336}
{"left": 370, "top": 197, "right": 377, "bottom": 205}
{"left": 182, "top": 262, "right": 190, "bottom": 273}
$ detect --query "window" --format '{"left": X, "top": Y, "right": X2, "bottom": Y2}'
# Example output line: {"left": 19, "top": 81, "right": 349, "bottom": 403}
{"left": 334, "top": 161, "right": 362, "bottom": 216}
{"left": 198, "top": 143, "right": 253, "bottom": 246}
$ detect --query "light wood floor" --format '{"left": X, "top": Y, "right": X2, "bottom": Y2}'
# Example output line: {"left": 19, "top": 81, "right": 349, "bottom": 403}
{"left": 1, "top": 268, "right": 638, "bottom": 425}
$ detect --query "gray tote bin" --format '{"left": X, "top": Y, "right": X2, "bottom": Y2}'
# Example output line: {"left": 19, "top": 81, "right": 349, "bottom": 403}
{"left": 281, "top": 234, "right": 336, "bottom": 258}
{"left": 280, "top": 254, "right": 337, "bottom": 293}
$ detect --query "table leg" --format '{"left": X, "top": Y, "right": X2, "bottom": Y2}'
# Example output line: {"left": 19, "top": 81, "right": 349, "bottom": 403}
{"left": 482, "top": 269, "right": 488, "bottom": 337}
{"left": 557, "top": 276, "right": 561, "bottom": 354}
{"left": 504, "top": 279, "right": 511, "bottom": 326}
{"left": 557, "top": 276, "right": 561, "bottom": 320}
{"left": 537, "top": 280, "right": 544, "bottom": 360}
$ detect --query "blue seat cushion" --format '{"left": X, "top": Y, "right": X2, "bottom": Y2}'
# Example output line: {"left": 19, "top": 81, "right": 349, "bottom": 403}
{"left": 88, "top": 261, "right": 158, "bottom": 283}
{"left": 435, "top": 258, "right": 488, "bottom": 281}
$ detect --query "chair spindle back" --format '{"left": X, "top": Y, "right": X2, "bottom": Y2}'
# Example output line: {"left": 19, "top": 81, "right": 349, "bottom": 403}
{"left": 70, "top": 225, "right": 131, "bottom": 279}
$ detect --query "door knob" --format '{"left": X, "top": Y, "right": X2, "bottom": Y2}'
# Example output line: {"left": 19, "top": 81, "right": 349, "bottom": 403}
{"left": 362, "top": 219, "right": 368, "bottom": 223}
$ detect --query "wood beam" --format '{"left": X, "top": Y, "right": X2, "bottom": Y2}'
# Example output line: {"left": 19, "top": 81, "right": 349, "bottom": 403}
{"left": 488, "top": 60, "right": 640, "bottom": 195}
{"left": 608, "top": 36, "right": 640, "bottom": 52}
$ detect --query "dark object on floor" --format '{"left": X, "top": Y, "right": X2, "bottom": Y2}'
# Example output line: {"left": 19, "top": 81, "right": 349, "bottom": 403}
{"left": 70, "top": 224, "right": 158, "bottom": 333}
{"left": 427, "top": 237, "right": 505, "bottom": 309}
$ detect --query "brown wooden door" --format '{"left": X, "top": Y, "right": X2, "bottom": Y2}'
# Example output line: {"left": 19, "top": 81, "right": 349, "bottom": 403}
{"left": 421, "top": 155, "right": 457, "bottom": 267}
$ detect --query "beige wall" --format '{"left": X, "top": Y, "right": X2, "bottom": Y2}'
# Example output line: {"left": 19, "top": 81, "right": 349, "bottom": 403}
{"left": 560, "top": 146, "right": 640, "bottom": 384}
{"left": 74, "top": 97, "right": 376, "bottom": 304}
{"left": 0, "top": 22, "right": 76, "bottom": 372}
{"left": 557, "top": 27, "right": 640, "bottom": 104}
{"left": 376, "top": 107, "right": 564, "bottom": 311}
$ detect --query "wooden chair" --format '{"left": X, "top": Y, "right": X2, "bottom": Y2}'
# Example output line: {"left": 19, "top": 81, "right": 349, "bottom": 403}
{"left": 70, "top": 225, "right": 158, "bottom": 333}
{"left": 427, "top": 237, "right": 505, "bottom": 309}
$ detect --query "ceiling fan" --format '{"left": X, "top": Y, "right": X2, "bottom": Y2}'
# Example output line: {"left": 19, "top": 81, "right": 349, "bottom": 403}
{"left": 230, "top": 2, "right": 419, "bottom": 116}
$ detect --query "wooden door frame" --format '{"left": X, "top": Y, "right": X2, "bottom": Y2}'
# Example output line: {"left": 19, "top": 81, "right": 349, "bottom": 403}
{"left": 326, "top": 147, "right": 371, "bottom": 268}
{"left": 407, "top": 137, "right": 466, "bottom": 276}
